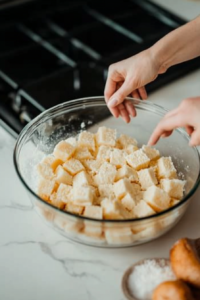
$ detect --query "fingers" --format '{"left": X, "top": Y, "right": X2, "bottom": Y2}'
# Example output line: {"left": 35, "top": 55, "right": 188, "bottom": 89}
{"left": 148, "top": 114, "right": 185, "bottom": 146}
{"left": 108, "top": 79, "right": 135, "bottom": 108}
{"left": 186, "top": 125, "right": 194, "bottom": 136}
{"left": 190, "top": 129, "right": 200, "bottom": 146}
{"left": 138, "top": 87, "right": 148, "bottom": 100}
{"left": 124, "top": 100, "right": 136, "bottom": 117}
{"left": 118, "top": 103, "right": 131, "bottom": 123}
{"left": 131, "top": 90, "right": 141, "bottom": 99}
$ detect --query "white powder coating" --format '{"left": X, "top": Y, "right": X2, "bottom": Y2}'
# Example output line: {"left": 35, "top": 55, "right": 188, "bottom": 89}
{"left": 128, "top": 259, "right": 176, "bottom": 300}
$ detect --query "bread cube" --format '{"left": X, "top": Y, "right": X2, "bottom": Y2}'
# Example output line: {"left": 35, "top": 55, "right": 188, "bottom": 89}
{"left": 115, "top": 165, "right": 138, "bottom": 182}
{"left": 96, "top": 127, "right": 116, "bottom": 147}
{"left": 50, "top": 192, "right": 66, "bottom": 210}
{"left": 157, "top": 157, "right": 177, "bottom": 179}
{"left": 121, "top": 193, "right": 136, "bottom": 211}
{"left": 63, "top": 158, "right": 84, "bottom": 175}
{"left": 65, "top": 137, "right": 77, "bottom": 147}
{"left": 170, "top": 198, "right": 180, "bottom": 207}
{"left": 84, "top": 222, "right": 103, "bottom": 238}
{"left": 78, "top": 131, "right": 95, "bottom": 152}
{"left": 41, "top": 156, "right": 63, "bottom": 172}
{"left": 73, "top": 171, "right": 94, "bottom": 187}
{"left": 105, "top": 227, "right": 134, "bottom": 245}
{"left": 126, "top": 149, "right": 150, "bottom": 171}
{"left": 53, "top": 141, "right": 75, "bottom": 162}
{"left": 55, "top": 165, "right": 73, "bottom": 185}
{"left": 110, "top": 149, "right": 126, "bottom": 168}
{"left": 134, "top": 200, "right": 156, "bottom": 218}
{"left": 37, "top": 163, "right": 55, "bottom": 180}
{"left": 64, "top": 220, "right": 83, "bottom": 233}
{"left": 72, "top": 186, "right": 94, "bottom": 206}
{"left": 142, "top": 145, "right": 160, "bottom": 161}
{"left": 56, "top": 183, "right": 72, "bottom": 203}
{"left": 114, "top": 178, "right": 134, "bottom": 200}
{"left": 138, "top": 168, "right": 158, "bottom": 190}
{"left": 160, "top": 179, "right": 185, "bottom": 199}
{"left": 83, "top": 206, "right": 103, "bottom": 219}
{"left": 74, "top": 147, "right": 93, "bottom": 161}
{"left": 83, "top": 159, "right": 102, "bottom": 174}
{"left": 65, "top": 203, "right": 84, "bottom": 215}
{"left": 143, "top": 186, "right": 170, "bottom": 212}
{"left": 96, "top": 145, "right": 112, "bottom": 162}
{"left": 98, "top": 184, "right": 115, "bottom": 199}
{"left": 101, "top": 199, "right": 133, "bottom": 220}
{"left": 37, "top": 179, "right": 56, "bottom": 201}
{"left": 125, "top": 145, "right": 139, "bottom": 154}
{"left": 94, "top": 162, "right": 117, "bottom": 185}
{"left": 117, "top": 134, "right": 137, "bottom": 148}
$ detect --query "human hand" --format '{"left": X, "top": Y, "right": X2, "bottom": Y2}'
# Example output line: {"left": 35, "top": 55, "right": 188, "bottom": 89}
{"left": 148, "top": 97, "right": 200, "bottom": 146}
{"left": 104, "top": 48, "right": 162, "bottom": 123}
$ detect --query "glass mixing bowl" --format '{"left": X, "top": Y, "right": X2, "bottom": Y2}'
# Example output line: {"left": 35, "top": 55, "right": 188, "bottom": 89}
{"left": 14, "top": 97, "right": 200, "bottom": 248}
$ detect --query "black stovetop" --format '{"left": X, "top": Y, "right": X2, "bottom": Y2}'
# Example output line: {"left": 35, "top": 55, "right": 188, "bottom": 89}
{"left": 0, "top": 0, "right": 200, "bottom": 133}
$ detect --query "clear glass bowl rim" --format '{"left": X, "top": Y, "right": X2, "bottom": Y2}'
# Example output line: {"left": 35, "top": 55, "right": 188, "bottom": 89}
{"left": 13, "top": 96, "right": 200, "bottom": 223}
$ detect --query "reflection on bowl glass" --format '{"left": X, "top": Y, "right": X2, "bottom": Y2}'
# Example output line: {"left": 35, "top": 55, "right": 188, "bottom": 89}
{"left": 14, "top": 97, "right": 200, "bottom": 248}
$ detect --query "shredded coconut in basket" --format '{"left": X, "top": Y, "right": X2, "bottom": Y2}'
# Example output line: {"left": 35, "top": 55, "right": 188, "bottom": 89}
{"left": 128, "top": 259, "right": 176, "bottom": 300}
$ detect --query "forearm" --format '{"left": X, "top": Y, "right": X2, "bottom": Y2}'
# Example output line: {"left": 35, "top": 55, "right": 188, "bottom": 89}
{"left": 151, "top": 15, "right": 200, "bottom": 73}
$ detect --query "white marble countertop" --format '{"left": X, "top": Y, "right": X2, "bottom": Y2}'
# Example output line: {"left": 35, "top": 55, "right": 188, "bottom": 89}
{"left": 1, "top": 2, "right": 200, "bottom": 300}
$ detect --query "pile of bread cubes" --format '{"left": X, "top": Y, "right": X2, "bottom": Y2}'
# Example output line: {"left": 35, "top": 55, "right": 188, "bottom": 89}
{"left": 37, "top": 126, "right": 186, "bottom": 222}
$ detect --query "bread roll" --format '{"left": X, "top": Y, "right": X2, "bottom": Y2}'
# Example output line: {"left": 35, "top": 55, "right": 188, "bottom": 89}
{"left": 152, "top": 280, "right": 194, "bottom": 300}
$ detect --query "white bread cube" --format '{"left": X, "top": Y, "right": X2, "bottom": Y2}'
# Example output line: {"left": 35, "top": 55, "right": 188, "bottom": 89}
{"left": 130, "top": 183, "right": 143, "bottom": 203}
{"left": 134, "top": 200, "right": 156, "bottom": 218}
{"left": 83, "top": 206, "right": 103, "bottom": 219}
{"left": 37, "top": 163, "right": 55, "bottom": 180}
{"left": 72, "top": 186, "right": 94, "bottom": 206}
{"left": 170, "top": 198, "right": 180, "bottom": 207}
{"left": 149, "top": 160, "right": 158, "bottom": 174}
{"left": 96, "top": 145, "right": 112, "bottom": 162}
{"left": 98, "top": 184, "right": 115, "bottom": 199}
{"left": 56, "top": 183, "right": 72, "bottom": 203}
{"left": 126, "top": 149, "right": 150, "bottom": 171}
{"left": 101, "top": 198, "right": 133, "bottom": 220}
{"left": 143, "top": 186, "right": 170, "bottom": 212}
{"left": 94, "top": 162, "right": 117, "bottom": 185}
{"left": 53, "top": 141, "right": 75, "bottom": 162}
{"left": 115, "top": 165, "right": 138, "bottom": 182}
{"left": 50, "top": 192, "right": 65, "bottom": 210}
{"left": 157, "top": 157, "right": 177, "bottom": 179}
{"left": 66, "top": 202, "right": 84, "bottom": 215}
{"left": 114, "top": 178, "right": 134, "bottom": 200}
{"left": 125, "top": 145, "right": 139, "bottom": 154}
{"left": 84, "top": 222, "right": 103, "bottom": 238}
{"left": 65, "top": 137, "right": 77, "bottom": 147}
{"left": 41, "top": 156, "right": 63, "bottom": 172}
{"left": 78, "top": 131, "right": 95, "bottom": 152}
{"left": 74, "top": 147, "right": 93, "bottom": 161}
{"left": 142, "top": 145, "right": 160, "bottom": 161}
{"left": 73, "top": 171, "right": 94, "bottom": 187}
{"left": 55, "top": 165, "right": 73, "bottom": 185}
{"left": 63, "top": 158, "right": 84, "bottom": 175}
{"left": 83, "top": 159, "right": 102, "bottom": 174}
{"left": 96, "top": 127, "right": 116, "bottom": 147}
{"left": 160, "top": 179, "right": 185, "bottom": 199}
{"left": 105, "top": 227, "right": 134, "bottom": 245}
{"left": 64, "top": 220, "right": 83, "bottom": 234}
{"left": 138, "top": 168, "right": 158, "bottom": 190}
{"left": 110, "top": 149, "right": 126, "bottom": 168}
{"left": 117, "top": 134, "right": 137, "bottom": 148}
{"left": 121, "top": 193, "right": 136, "bottom": 211}
{"left": 37, "top": 179, "right": 56, "bottom": 201}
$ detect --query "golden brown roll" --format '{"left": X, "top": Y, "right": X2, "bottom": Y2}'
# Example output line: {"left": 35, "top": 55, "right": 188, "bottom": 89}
{"left": 170, "top": 238, "right": 200, "bottom": 288}
{"left": 152, "top": 280, "right": 194, "bottom": 300}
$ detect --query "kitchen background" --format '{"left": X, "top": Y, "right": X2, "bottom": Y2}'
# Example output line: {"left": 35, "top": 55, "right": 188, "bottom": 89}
{"left": 0, "top": 0, "right": 200, "bottom": 134}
